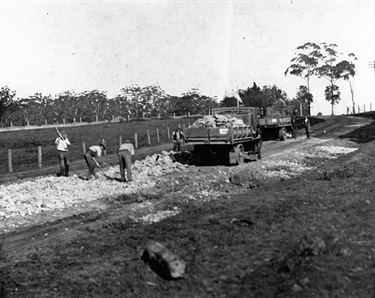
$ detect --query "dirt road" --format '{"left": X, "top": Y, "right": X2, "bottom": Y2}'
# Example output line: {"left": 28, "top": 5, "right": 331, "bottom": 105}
{"left": 1, "top": 115, "right": 375, "bottom": 297}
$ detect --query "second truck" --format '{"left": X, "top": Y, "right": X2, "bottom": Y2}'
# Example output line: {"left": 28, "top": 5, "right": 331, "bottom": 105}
{"left": 257, "top": 105, "right": 296, "bottom": 141}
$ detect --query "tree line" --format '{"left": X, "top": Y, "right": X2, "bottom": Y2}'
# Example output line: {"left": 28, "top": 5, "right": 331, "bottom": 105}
{"left": 0, "top": 41, "right": 357, "bottom": 126}
{"left": 0, "top": 86, "right": 220, "bottom": 127}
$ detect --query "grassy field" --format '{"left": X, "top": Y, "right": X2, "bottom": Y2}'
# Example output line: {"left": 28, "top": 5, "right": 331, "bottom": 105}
{"left": 0, "top": 117, "right": 198, "bottom": 175}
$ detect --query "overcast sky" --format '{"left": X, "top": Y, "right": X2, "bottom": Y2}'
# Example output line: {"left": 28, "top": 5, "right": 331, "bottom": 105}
{"left": 1, "top": 0, "right": 374, "bottom": 115}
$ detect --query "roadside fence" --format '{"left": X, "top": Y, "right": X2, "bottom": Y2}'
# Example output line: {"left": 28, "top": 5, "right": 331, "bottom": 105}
{"left": 0, "top": 113, "right": 203, "bottom": 132}
{"left": 346, "top": 103, "right": 373, "bottom": 115}
{"left": 2, "top": 123, "right": 191, "bottom": 175}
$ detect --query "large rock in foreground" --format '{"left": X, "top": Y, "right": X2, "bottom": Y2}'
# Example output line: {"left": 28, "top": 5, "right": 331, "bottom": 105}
{"left": 141, "top": 241, "right": 186, "bottom": 279}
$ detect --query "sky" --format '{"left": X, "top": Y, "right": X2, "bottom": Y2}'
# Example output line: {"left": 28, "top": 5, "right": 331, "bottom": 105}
{"left": 1, "top": 0, "right": 374, "bottom": 116}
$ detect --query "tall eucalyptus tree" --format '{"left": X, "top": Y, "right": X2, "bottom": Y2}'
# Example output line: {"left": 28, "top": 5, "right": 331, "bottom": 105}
{"left": 285, "top": 42, "right": 322, "bottom": 115}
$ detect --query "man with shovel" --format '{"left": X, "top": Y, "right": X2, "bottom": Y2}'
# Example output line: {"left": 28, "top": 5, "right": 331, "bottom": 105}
{"left": 83, "top": 143, "right": 107, "bottom": 180}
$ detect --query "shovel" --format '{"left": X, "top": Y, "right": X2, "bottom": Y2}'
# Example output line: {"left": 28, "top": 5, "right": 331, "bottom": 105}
{"left": 96, "top": 163, "right": 110, "bottom": 179}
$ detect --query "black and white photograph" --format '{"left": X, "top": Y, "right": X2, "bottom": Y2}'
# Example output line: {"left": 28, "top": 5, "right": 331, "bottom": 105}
{"left": 0, "top": 0, "right": 374, "bottom": 297}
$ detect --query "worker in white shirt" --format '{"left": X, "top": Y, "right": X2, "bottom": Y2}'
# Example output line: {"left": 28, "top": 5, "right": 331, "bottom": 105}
{"left": 83, "top": 143, "right": 106, "bottom": 180}
{"left": 118, "top": 140, "right": 135, "bottom": 182}
{"left": 55, "top": 130, "right": 71, "bottom": 177}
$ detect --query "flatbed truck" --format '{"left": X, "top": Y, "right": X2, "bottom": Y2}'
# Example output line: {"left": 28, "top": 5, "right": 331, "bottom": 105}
{"left": 184, "top": 107, "right": 261, "bottom": 165}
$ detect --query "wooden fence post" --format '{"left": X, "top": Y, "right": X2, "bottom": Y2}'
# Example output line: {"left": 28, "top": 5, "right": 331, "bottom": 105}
{"left": 134, "top": 133, "right": 138, "bottom": 149}
{"left": 45, "top": 119, "right": 48, "bottom": 125}
{"left": 147, "top": 130, "right": 151, "bottom": 145}
{"left": 63, "top": 118, "right": 66, "bottom": 125}
{"left": 27, "top": 121, "right": 30, "bottom": 126}
{"left": 8, "top": 149, "right": 13, "bottom": 173}
{"left": 156, "top": 128, "right": 160, "bottom": 143}
{"left": 167, "top": 127, "right": 170, "bottom": 139}
{"left": 80, "top": 117, "right": 82, "bottom": 123}
{"left": 38, "top": 146, "right": 42, "bottom": 169}
{"left": 128, "top": 115, "right": 130, "bottom": 122}
{"left": 119, "top": 135, "right": 122, "bottom": 147}
{"left": 96, "top": 115, "right": 98, "bottom": 122}
{"left": 82, "top": 142, "right": 86, "bottom": 154}
{"left": 10, "top": 122, "right": 13, "bottom": 127}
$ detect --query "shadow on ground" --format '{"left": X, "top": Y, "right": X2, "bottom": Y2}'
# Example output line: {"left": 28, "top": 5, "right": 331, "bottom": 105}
{"left": 339, "top": 117, "right": 375, "bottom": 143}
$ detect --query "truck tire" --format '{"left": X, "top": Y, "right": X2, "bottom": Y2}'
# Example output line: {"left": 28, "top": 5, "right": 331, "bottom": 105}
{"left": 229, "top": 144, "right": 244, "bottom": 165}
{"left": 279, "top": 128, "right": 287, "bottom": 141}
{"left": 236, "top": 144, "right": 245, "bottom": 164}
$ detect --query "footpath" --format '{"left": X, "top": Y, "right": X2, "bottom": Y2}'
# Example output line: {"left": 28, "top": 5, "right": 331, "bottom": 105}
{"left": 0, "top": 143, "right": 175, "bottom": 184}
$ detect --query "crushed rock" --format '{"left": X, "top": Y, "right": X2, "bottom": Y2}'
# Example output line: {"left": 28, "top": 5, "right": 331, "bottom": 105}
{"left": 0, "top": 151, "right": 187, "bottom": 228}
{"left": 0, "top": 139, "right": 359, "bottom": 231}
{"left": 230, "top": 139, "right": 358, "bottom": 183}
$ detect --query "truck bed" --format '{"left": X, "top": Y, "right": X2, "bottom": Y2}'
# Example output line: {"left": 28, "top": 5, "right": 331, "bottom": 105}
{"left": 258, "top": 117, "right": 291, "bottom": 127}
{"left": 185, "top": 126, "right": 256, "bottom": 145}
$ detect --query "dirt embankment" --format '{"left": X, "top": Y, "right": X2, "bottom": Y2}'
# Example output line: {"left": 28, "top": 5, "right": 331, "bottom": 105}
{"left": 1, "top": 115, "right": 375, "bottom": 297}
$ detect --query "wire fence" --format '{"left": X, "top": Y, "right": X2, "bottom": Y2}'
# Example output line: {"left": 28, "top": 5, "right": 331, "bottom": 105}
{"left": 0, "top": 113, "right": 203, "bottom": 132}
{"left": 346, "top": 103, "right": 373, "bottom": 115}
{"left": 0, "top": 118, "right": 196, "bottom": 175}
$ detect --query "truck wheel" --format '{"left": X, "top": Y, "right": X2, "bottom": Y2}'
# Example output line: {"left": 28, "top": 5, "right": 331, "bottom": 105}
{"left": 229, "top": 145, "right": 242, "bottom": 165}
{"left": 279, "top": 128, "right": 287, "bottom": 141}
{"left": 232, "top": 144, "right": 244, "bottom": 165}
{"left": 238, "top": 145, "right": 245, "bottom": 164}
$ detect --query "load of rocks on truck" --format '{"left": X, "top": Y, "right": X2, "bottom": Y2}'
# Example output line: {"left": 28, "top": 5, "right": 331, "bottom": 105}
{"left": 184, "top": 107, "right": 261, "bottom": 166}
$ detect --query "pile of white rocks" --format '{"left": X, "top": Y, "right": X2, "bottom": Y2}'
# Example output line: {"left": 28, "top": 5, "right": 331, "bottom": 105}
{"left": 0, "top": 151, "right": 187, "bottom": 220}
{"left": 230, "top": 140, "right": 358, "bottom": 183}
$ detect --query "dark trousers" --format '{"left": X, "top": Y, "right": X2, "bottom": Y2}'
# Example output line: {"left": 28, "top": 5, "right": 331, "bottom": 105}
{"left": 57, "top": 151, "right": 70, "bottom": 176}
{"left": 83, "top": 150, "right": 97, "bottom": 178}
{"left": 293, "top": 128, "right": 298, "bottom": 139}
{"left": 173, "top": 140, "right": 182, "bottom": 152}
{"left": 292, "top": 120, "right": 297, "bottom": 139}
{"left": 305, "top": 127, "right": 310, "bottom": 139}
{"left": 118, "top": 150, "right": 132, "bottom": 181}
{"left": 256, "top": 140, "right": 262, "bottom": 159}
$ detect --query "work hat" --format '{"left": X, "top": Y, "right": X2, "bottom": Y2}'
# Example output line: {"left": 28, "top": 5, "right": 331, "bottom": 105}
{"left": 125, "top": 140, "right": 130, "bottom": 143}
{"left": 99, "top": 143, "right": 106, "bottom": 150}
